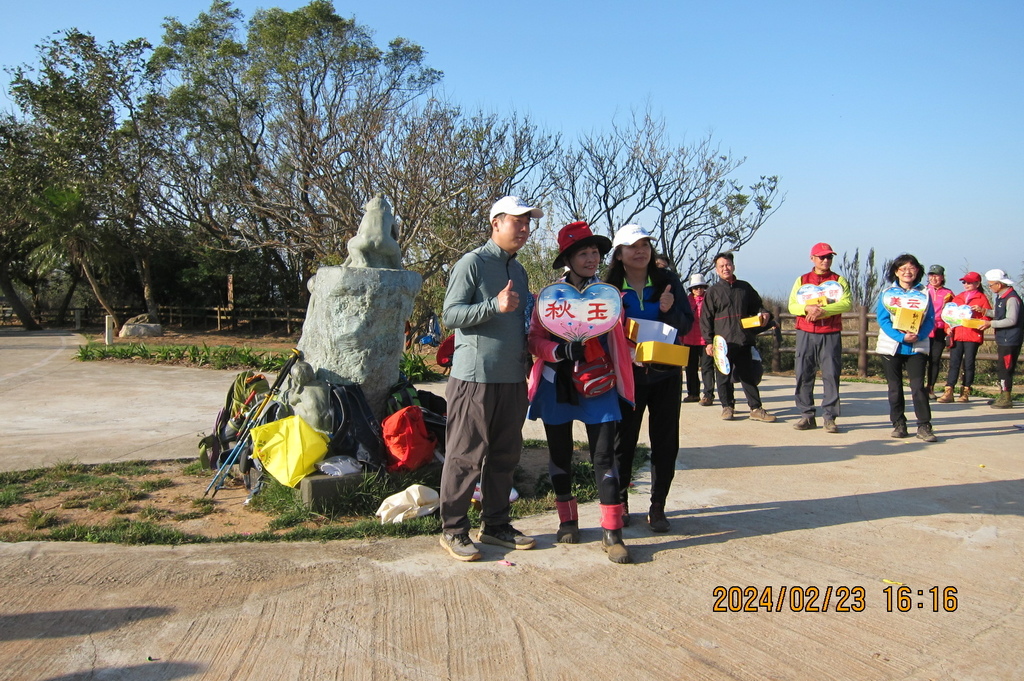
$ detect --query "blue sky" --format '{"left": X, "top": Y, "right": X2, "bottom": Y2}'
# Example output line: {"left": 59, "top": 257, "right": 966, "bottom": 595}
{"left": 2, "top": 0, "right": 1022, "bottom": 297}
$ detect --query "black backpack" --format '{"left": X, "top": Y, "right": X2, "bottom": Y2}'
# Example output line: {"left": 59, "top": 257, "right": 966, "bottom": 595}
{"left": 328, "top": 383, "right": 387, "bottom": 472}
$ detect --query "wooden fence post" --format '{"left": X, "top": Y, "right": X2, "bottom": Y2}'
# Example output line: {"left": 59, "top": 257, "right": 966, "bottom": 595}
{"left": 771, "top": 303, "right": 782, "bottom": 373}
{"left": 858, "top": 305, "right": 869, "bottom": 377}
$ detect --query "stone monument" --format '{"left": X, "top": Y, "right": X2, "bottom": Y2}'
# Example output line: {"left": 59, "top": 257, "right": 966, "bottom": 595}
{"left": 297, "top": 195, "right": 422, "bottom": 419}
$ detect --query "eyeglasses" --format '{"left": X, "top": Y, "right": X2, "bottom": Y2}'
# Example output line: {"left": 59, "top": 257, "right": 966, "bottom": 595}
{"left": 813, "top": 255, "right": 834, "bottom": 260}
{"left": 896, "top": 266, "right": 918, "bottom": 274}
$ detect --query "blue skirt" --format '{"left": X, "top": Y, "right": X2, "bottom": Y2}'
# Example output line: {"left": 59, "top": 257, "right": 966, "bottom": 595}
{"left": 527, "top": 371, "right": 621, "bottom": 425}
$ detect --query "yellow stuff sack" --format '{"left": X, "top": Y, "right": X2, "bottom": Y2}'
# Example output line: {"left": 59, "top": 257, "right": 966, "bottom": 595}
{"left": 250, "top": 415, "right": 329, "bottom": 488}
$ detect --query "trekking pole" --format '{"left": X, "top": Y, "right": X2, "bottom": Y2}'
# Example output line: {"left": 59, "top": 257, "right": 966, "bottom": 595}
{"left": 204, "top": 348, "right": 302, "bottom": 497}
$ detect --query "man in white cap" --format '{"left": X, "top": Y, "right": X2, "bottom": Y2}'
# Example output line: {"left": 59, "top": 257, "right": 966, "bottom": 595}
{"left": 787, "top": 242, "right": 853, "bottom": 432}
{"left": 980, "top": 269, "right": 1023, "bottom": 409}
{"left": 438, "top": 196, "right": 542, "bottom": 561}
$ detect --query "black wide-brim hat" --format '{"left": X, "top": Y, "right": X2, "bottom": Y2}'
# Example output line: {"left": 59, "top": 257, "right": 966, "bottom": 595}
{"left": 552, "top": 221, "right": 613, "bottom": 269}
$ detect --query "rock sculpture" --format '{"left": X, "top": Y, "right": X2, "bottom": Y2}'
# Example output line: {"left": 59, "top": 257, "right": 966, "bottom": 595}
{"left": 345, "top": 195, "right": 402, "bottom": 269}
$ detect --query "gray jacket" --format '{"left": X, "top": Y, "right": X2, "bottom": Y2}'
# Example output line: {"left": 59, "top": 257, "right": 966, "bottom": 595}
{"left": 442, "top": 239, "right": 530, "bottom": 383}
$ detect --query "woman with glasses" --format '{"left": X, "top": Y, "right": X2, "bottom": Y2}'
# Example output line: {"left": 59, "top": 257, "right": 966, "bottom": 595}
{"left": 875, "top": 254, "right": 938, "bottom": 442}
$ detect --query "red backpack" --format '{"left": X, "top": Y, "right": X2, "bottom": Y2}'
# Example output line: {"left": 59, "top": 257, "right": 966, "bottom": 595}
{"left": 382, "top": 406, "right": 437, "bottom": 473}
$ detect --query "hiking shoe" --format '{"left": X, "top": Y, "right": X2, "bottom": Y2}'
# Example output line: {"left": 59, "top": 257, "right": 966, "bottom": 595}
{"left": 891, "top": 423, "right": 909, "bottom": 438}
{"left": 916, "top": 424, "right": 938, "bottom": 443}
{"left": 937, "top": 386, "right": 955, "bottom": 403}
{"left": 556, "top": 521, "right": 580, "bottom": 544}
{"left": 793, "top": 416, "right": 817, "bottom": 431}
{"left": 721, "top": 406, "right": 734, "bottom": 420}
{"left": 683, "top": 394, "right": 701, "bottom": 403}
{"left": 477, "top": 523, "right": 536, "bottom": 550}
{"left": 992, "top": 391, "right": 1013, "bottom": 409}
{"left": 700, "top": 395, "right": 714, "bottom": 406}
{"left": 602, "top": 529, "right": 632, "bottom": 564}
{"left": 647, "top": 504, "right": 670, "bottom": 533}
{"left": 440, "top": 532, "right": 481, "bottom": 562}
{"left": 749, "top": 408, "right": 777, "bottom": 423}
{"left": 824, "top": 418, "right": 840, "bottom": 434}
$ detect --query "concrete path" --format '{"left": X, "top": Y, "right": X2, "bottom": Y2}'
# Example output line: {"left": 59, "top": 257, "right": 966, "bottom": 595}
{"left": 1, "top": 328, "right": 1023, "bottom": 680}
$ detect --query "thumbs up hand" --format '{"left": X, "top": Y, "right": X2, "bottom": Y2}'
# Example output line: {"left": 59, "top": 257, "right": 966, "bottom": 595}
{"left": 497, "top": 279, "right": 519, "bottom": 313}
{"left": 659, "top": 285, "right": 674, "bottom": 313}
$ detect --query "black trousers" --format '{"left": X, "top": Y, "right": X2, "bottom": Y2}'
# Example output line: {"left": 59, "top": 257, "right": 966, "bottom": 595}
{"left": 715, "top": 343, "right": 762, "bottom": 410}
{"left": 615, "top": 372, "right": 681, "bottom": 507}
{"left": 684, "top": 344, "right": 715, "bottom": 397}
{"left": 544, "top": 420, "right": 619, "bottom": 505}
{"left": 880, "top": 353, "right": 932, "bottom": 427}
{"left": 945, "top": 340, "right": 980, "bottom": 388}
{"left": 926, "top": 330, "right": 947, "bottom": 389}
{"left": 996, "top": 344, "right": 1023, "bottom": 392}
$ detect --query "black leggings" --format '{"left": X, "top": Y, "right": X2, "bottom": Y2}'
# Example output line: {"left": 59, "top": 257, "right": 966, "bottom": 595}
{"left": 544, "top": 421, "right": 619, "bottom": 505}
{"left": 615, "top": 372, "right": 682, "bottom": 506}
{"left": 945, "top": 340, "right": 980, "bottom": 388}
{"left": 927, "top": 330, "right": 946, "bottom": 388}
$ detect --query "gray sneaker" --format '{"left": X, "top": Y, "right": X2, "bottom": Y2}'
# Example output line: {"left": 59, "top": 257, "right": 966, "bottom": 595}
{"left": 477, "top": 523, "right": 536, "bottom": 550}
{"left": 439, "top": 532, "right": 481, "bottom": 561}
{"left": 721, "top": 406, "right": 735, "bottom": 421}
{"left": 916, "top": 424, "right": 938, "bottom": 443}
{"left": 749, "top": 408, "right": 777, "bottom": 423}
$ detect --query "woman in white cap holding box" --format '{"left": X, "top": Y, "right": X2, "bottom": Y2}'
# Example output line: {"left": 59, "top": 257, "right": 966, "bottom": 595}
{"left": 604, "top": 224, "right": 693, "bottom": 533}
{"left": 979, "top": 269, "right": 1023, "bottom": 408}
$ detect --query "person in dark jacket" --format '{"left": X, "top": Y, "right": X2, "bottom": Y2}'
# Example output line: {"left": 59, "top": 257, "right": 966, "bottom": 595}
{"left": 605, "top": 224, "right": 693, "bottom": 533}
{"left": 980, "top": 269, "right": 1023, "bottom": 409}
{"left": 700, "top": 252, "right": 777, "bottom": 422}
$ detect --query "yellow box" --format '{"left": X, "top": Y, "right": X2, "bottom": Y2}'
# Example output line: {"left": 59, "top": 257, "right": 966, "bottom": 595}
{"left": 961, "top": 318, "right": 986, "bottom": 330}
{"left": 892, "top": 307, "right": 924, "bottom": 333}
{"left": 801, "top": 296, "right": 827, "bottom": 308}
{"left": 635, "top": 341, "right": 689, "bottom": 366}
{"left": 741, "top": 315, "right": 762, "bottom": 329}
{"left": 626, "top": 318, "right": 640, "bottom": 342}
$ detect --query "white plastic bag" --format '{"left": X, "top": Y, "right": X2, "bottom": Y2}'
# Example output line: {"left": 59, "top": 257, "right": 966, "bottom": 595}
{"left": 317, "top": 455, "right": 362, "bottom": 477}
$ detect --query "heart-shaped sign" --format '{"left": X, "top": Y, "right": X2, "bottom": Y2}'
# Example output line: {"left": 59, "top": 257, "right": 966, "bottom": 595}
{"left": 536, "top": 282, "right": 622, "bottom": 342}
{"left": 941, "top": 302, "right": 974, "bottom": 328}
{"left": 882, "top": 288, "right": 929, "bottom": 313}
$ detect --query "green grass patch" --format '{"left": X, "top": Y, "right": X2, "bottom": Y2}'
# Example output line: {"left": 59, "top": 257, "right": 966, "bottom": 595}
{"left": 75, "top": 341, "right": 292, "bottom": 370}
{"left": 23, "top": 508, "right": 60, "bottom": 530}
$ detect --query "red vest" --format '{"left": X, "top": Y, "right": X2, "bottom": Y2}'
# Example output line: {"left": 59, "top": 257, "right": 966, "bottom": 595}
{"left": 795, "top": 271, "right": 843, "bottom": 334}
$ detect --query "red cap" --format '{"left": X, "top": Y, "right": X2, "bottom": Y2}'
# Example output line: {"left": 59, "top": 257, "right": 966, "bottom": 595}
{"left": 552, "top": 222, "right": 613, "bottom": 269}
{"left": 810, "top": 242, "right": 836, "bottom": 257}
{"left": 960, "top": 271, "right": 981, "bottom": 284}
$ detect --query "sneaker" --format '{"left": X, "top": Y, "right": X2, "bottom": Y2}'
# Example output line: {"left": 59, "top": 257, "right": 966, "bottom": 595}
{"left": 439, "top": 532, "right": 481, "bottom": 561}
{"left": 477, "top": 523, "right": 536, "bottom": 550}
{"left": 721, "top": 406, "right": 734, "bottom": 420}
{"left": 793, "top": 416, "right": 817, "bottom": 431}
{"left": 683, "top": 395, "right": 701, "bottom": 403}
{"left": 749, "top": 408, "right": 777, "bottom": 423}
{"left": 890, "top": 423, "right": 909, "bottom": 438}
{"left": 823, "top": 418, "right": 840, "bottom": 434}
{"left": 700, "top": 395, "right": 714, "bottom": 407}
{"left": 916, "top": 424, "right": 938, "bottom": 443}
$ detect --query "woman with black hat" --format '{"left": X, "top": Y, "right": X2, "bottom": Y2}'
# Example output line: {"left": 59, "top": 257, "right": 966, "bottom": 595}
{"left": 526, "top": 221, "right": 636, "bottom": 563}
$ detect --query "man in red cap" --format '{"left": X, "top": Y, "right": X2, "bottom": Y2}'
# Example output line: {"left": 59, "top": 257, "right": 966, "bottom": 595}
{"left": 787, "top": 243, "right": 853, "bottom": 432}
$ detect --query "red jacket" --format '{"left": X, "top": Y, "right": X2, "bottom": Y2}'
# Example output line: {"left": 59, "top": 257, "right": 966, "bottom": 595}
{"left": 949, "top": 289, "right": 991, "bottom": 344}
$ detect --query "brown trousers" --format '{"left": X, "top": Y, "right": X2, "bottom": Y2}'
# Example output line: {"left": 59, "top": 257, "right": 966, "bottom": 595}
{"left": 440, "top": 378, "right": 528, "bottom": 533}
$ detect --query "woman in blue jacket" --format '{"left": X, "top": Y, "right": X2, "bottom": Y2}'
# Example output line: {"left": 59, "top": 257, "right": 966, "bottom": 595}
{"left": 875, "top": 254, "right": 938, "bottom": 442}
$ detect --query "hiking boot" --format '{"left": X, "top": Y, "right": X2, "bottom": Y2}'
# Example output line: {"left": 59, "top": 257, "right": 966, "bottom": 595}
{"left": 683, "top": 394, "right": 701, "bottom": 403}
{"left": 958, "top": 386, "right": 971, "bottom": 403}
{"left": 647, "top": 504, "right": 670, "bottom": 533}
{"left": 992, "top": 391, "right": 1013, "bottom": 409}
{"left": 793, "top": 416, "right": 817, "bottom": 431}
{"left": 891, "top": 423, "right": 909, "bottom": 438}
{"left": 621, "top": 500, "right": 631, "bottom": 527}
{"left": 824, "top": 418, "right": 840, "bottom": 434}
{"left": 556, "top": 521, "right": 579, "bottom": 544}
{"left": 477, "top": 523, "right": 536, "bottom": 550}
{"left": 602, "top": 528, "right": 632, "bottom": 564}
{"left": 749, "top": 408, "right": 777, "bottom": 423}
{"left": 721, "top": 406, "right": 735, "bottom": 421}
{"left": 916, "top": 424, "right": 938, "bottom": 442}
{"left": 700, "top": 394, "right": 714, "bottom": 406}
{"left": 439, "top": 531, "right": 481, "bottom": 562}
{"left": 937, "top": 386, "right": 955, "bottom": 403}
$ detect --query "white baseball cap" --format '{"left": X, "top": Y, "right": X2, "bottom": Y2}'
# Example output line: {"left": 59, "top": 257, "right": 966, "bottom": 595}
{"left": 611, "top": 224, "right": 653, "bottom": 249}
{"left": 489, "top": 196, "right": 544, "bottom": 220}
{"left": 984, "top": 268, "right": 1015, "bottom": 286}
